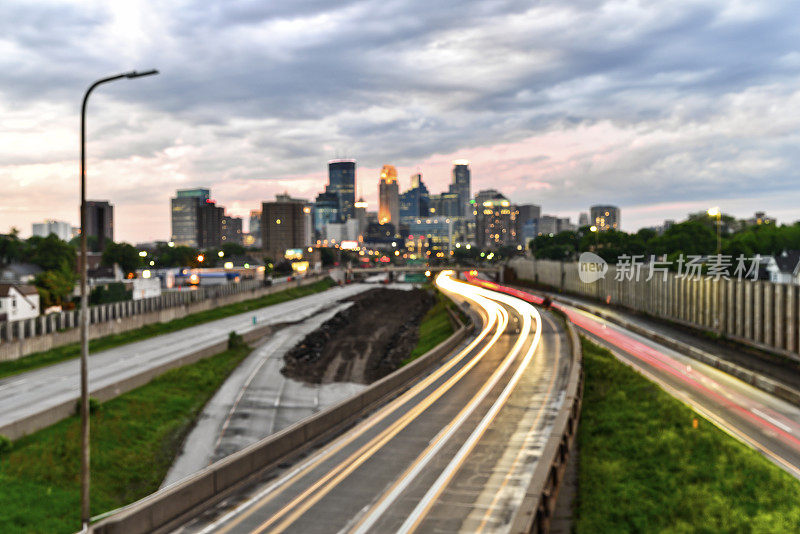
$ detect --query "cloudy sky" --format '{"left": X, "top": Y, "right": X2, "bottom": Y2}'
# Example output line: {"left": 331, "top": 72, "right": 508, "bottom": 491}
{"left": 2, "top": 0, "right": 800, "bottom": 242}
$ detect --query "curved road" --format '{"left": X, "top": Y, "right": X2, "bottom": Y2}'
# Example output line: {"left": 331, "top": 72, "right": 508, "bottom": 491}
{"left": 175, "top": 272, "right": 573, "bottom": 534}
{"left": 469, "top": 277, "right": 800, "bottom": 480}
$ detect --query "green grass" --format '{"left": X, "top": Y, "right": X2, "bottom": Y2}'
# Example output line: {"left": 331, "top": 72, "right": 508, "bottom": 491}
{"left": 0, "top": 342, "right": 251, "bottom": 534}
{"left": 577, "top": 336, "right": 800, "bottom": 533}
{"left": 403, "top": 292, "right": 457, "bottom": 365}
{"left": 0, "top": 278, "right": 334, "bottom": 380}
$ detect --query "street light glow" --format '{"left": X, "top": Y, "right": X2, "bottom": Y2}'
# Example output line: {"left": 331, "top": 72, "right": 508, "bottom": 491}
{"left": 590, "top": 225, "right": 598, "bottom": 232}
{"left": 197, "top": 254, "right": 204, "bottom": 262}
{"left": 707, "top": 207, "right": 720, "bottom": 217}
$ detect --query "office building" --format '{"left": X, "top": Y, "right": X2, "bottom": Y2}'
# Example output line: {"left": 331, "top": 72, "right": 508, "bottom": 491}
{"left": 429, "top": 192, "right": 460, "bottom": 217}
{"left": 170, "top": 188, "right": 224, "bottom": 249}
{"left": 31, "top": 220, "right": 72, "bottom": 241}
{"left": 85, "top": 200, "right": 114, "bottom": 249}
{"left": 578, "top": 212, "right": 589, "bottom": 227}
{"left": 261, "top": 199, "right": 310, "bottom": 258}
{"left": 221, "top": 216, "right": 243, "bottom": 245}
{"left": 378, "top": 165, "right": 400, "bottom": 228}
{"left": 538, "top": 215, "right": 559, "bottom": 236}
{"left": 475, "top": 192, "right": 518, "bottom": 249}
{"left": 399, "top": 172, "right": 431, "bottom": 220}
{"left": 590, "top": 205, "right": 620, "bottom": 231}
{"left": 314, "top": 191, "right": 340, "bottom": 239}
{"left": 406, "top": 217, "right": 455, "bottom": 258}
{"left": 354, "top": 198, "right": 368, "bottom": 240}
{"left": 327, "top": 159, "right": 356, "bottom": 221}
{"left": 450, "top": 160, "right": 471, "bottom": 217}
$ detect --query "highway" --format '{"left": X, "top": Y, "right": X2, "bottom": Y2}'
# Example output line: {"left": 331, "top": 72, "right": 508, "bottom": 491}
{"left": 175, "top": 271, "right": 573, "bottom": 534}
{"left": 0, "top": 283, "right": 371, "bottom": 435}
{"left": 468, "top": 278, "right": 800, "bottom": 480}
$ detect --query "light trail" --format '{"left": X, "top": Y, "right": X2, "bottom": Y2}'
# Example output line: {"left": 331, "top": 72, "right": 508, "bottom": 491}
{"left": 203, "top": 272, "right": 504, "bottom": 534}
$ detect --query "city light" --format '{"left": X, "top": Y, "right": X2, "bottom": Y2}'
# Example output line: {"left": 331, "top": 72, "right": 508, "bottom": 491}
{"left": 197, "top": 254, "right": 204, "bottom": 262}
{"left": 138, "top": 250, "right": 147, "bottom": 257}
{"left": 142, "top": 270, "right": 151, "bottom": 279}
{"left": 707, "top": 207, "right": 720, "bottom": 217}
{"left": 167, "top": 241, "right": 175, "bottom": 248}
{"left": 224, "top": 261, "right": 233, "bottom": 269}
{"left": 590, "top": 225, "right": 598, "bottom": 232}
{"left": 218, "top": 251, "right": 224, "bottom": 257}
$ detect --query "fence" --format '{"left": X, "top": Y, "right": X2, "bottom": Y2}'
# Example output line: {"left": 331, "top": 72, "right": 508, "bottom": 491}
{"left": 509, "top": 257, "right": 800, "bottom": 363}
{"left": 0, "top": 276, "right": 324, "bottom": 362}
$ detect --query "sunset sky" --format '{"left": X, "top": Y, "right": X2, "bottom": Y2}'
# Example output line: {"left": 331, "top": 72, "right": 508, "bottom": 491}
{"left": 3, "top": 0, "right": 800, "bottom": 242}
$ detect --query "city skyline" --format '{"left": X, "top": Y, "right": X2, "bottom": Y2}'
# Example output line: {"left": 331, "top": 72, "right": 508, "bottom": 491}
{"left": 4, "top": 2, "right": 800, "bottom": 241}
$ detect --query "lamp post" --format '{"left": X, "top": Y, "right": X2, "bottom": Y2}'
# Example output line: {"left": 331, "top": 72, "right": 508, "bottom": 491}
{"left": 79, "top": 69, "right": 158, "bottom": 532}
{"left": 707, "top": 207, "right": 722, "bottom": 333}
{"left": 590, "top": 225, "right": 599, "bottom": 249}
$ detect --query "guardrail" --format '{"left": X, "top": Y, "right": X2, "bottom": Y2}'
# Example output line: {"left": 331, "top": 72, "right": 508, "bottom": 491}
{"left": 510, "top": 314, "right": 584, "bottom": 534}
{"left": 91, "top": 312, "right": 475, "bottom": 533}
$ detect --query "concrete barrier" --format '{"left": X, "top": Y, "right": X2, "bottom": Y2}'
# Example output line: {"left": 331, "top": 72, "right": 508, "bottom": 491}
{"left": 91, "top": 316, "right": 475, "bottom": 534}
{"left": 510, "top": 317, "right": 584, "bottom": 534}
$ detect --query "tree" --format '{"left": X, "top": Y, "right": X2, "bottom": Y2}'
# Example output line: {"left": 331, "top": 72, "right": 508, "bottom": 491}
{"left": 102, "top": 242, "right": 141, "bottom": 274}
{"left": 34, "top": 269, "right": 76, "bottom": 308}
{"left": 26, "top": 234, "right": 76, "bottom": 272}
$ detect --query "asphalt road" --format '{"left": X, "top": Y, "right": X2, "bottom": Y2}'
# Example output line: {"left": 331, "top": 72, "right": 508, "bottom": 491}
{"left": 0, "top": 283, "right": 372, "bottom": 434}
{"left": 175, "top": 272, "right": 573, "bottom": 534}
{"left": 475, "top": 279, "right": 800, "bottom": 480}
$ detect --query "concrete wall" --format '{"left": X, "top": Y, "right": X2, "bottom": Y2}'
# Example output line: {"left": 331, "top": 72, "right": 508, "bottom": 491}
{"left": 0, "top": 276, "right": 325, "bottom": 362}
{"left": 509, "top": 257, "right": 800, "bottom": 363}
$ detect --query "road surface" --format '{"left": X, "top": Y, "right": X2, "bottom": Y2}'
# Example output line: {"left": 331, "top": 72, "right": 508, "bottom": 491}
{"left": 0, "top": 283, "right": 372, "bottom": 435}
{"left": 174, "top": 272, "right": 573, "bottom": 534}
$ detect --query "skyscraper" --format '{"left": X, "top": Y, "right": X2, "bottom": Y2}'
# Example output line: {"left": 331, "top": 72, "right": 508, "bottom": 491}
{"left": 590, "top": 205, "right": 620, "bottom": 231}
{"left": 85, "top": 200, "right": 114, "bottom": 250}
{"left": 249, "top": 210, "right": 262, "bottom": 247}
{"left": 475, "top": 192, "right": 517, "bottom": 249}
{"left": 327, "top": 159, "right": 356, "bottom": 221}
{"left": 399, "top": 172, "right": 431, "bottom": 220}
{"left": 451, "top": 160, "right": 471, "bottom": 217}
{"left": 170, "top": 188, "right": 224, "bottom": 248}
{"left": 378, "top": 165, "right": 400, "bottom": 230}
{"left": 221, "top": 216, "right": 243, "bottom": 245}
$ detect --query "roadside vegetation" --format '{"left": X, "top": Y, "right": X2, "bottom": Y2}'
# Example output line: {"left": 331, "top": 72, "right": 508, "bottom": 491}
{"left": 403, "top": 290, "right": 459, "bottom": 364}
{"left": 577, "top": 337, "right": 800, "bottom": 532}
{"left": 0, "top": 338, "right": 251, "bottom": 534}
{"left": 0, "top": 278, "right": 334, "bottom": 380}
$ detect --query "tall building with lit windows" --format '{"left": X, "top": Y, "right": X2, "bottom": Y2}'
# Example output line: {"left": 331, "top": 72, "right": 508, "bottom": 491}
{"left": 327, "top": 159, "right": 356, "bottom": 221}
{"left": 475, "top": 192, "right": 518, "bottom": 249}
{"left": 450, "top": 160, "right": 471, "bottom": 217}
{"left": 590, "top": 205, "right": 620, "bottom": 231}
{"left": 378, "top": 165, "right": 400, "bottom": 230}
{"left": 261, "top": 198, "right": 309, "bottom": 259}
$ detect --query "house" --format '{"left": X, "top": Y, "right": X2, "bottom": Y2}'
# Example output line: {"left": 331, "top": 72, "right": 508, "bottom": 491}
{"left": 0, "top": 263, "right": 43, "bottom": 284}
{"left": 768, "top": 250, "right": 800, "bottom": 285}
{"left": 0, "top": 284, "right": 40, "bottom": 322}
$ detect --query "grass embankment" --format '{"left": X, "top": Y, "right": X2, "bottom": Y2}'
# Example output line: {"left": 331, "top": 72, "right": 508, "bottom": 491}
{"left": 403, "top": 291, "right": 459, "bottom": 365}
{"left": 0, "top": 337, "right": 252, "bottom": 534}
{"left": 577, "top": 337, "right": 800, "bottom": 532}
{"left": 0, "top": 278, "right": 334, "bottom": 380}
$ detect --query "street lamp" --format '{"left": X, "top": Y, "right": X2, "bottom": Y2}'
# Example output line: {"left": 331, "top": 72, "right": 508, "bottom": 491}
{"left": 79, "top": 69, "right": 157, "bottom": 532}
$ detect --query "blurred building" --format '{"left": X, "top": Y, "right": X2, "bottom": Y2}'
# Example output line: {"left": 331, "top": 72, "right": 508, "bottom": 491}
{"left": 378, "top": 165, "right": 400, "bottom": 229}
{"left": 538, "top": 215, "right": 559, "bottom": 236}
{"left": 406, "top": 217, "right": 454, "bottom": 259}
{"left": 429, "top": 192, "right": 460, "bottom": 217}
{"left": 248, "top": 210, "right": 262, "bottom": 247}
{"left": 261, "top": 199, "right": 311, "bottom": 258}
{"left": 170, "top": 188, "right": 224, "bottom": 249}
{"left": 590, "top": 205, "right": 620, "bottom": 231}
{"left": 449, "top": 160, "right": 471, "bottom": 218}
{"left": 353, "top": 198, "right": 368, "bottom": 240}
{"left": 327, "top": 159, "right": 356, "bottom": 221}
{"left": 85, "top": 200, "right": 114, "bottom": 250}
{"left": 32, "top": 220, "right": 72, "bottom": 241}
{"left": 475, "top": 192, "right": 518, "bottom": 249}
{"left": 221, "top": 216, "right": 243, "bottom": 245}
{"left": 399, "top": 172, "right": 431, "bottom": 220}
{"left": 578, "top": 212, "right": 589, "bottom": 227}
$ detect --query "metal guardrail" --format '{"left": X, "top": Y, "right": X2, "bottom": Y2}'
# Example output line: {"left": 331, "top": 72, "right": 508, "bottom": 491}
{"left": 510, "top": 315, "right": 584, "bottom": 534}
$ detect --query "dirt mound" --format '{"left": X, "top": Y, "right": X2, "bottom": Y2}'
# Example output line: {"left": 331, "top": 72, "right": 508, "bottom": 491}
{"left": 281, "top": 288, "right": 434, "bottom": 384}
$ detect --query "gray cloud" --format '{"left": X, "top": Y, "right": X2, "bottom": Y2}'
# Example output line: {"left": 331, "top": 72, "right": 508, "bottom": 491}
{"left": 2, "top": 0, "right": 800, "bottom": 240}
